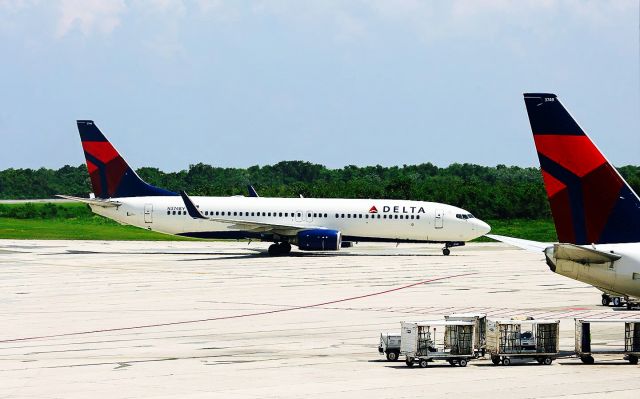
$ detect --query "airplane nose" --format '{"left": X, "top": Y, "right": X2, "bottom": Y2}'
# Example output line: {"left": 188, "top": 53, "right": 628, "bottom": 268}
{"left": 475, "top": 219, "right": 491, "bottom": 236}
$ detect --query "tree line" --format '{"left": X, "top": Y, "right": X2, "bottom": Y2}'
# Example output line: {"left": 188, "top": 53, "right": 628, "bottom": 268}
{"left": 2, "top": 162, "right": 640, "bottom": 220}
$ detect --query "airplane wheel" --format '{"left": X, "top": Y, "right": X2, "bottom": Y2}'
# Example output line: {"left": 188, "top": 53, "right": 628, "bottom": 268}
{"left": 580, "top": 355, "right": 595, "bottom": 364}
{"left": 613, "top": 297, "right": 622, "bottom": 307}
{"left": 601, "top": 295, "right": 610, "bottom": 306}
{"left": 268, "top": 244, "right": 281, "bottom": 256}
{"left": 279, "top": 242, "right": 292, "bottom": 255}
{"left": 442, "top": 248, "right": 451, "bottom": 256}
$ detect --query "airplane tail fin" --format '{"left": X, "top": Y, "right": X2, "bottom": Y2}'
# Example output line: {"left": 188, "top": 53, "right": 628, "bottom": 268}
{"left": 77, "top": 120, "right": 175, "bottom": 199}
{"left": 523, "top": 93, "right": 640, "bottom": 244}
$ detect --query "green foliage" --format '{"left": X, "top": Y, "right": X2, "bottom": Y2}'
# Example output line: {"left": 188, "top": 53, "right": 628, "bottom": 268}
{"left": 2, "top": 163, "right": 640, "bottom": 220}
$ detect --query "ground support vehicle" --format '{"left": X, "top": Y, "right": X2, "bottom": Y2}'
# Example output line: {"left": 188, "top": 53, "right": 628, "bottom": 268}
{"left": 575, "top": 319, "right": 640, "bottom": 364}
{"left": 378, "top": 332, "right": 401, "bottom": 361}
{"left": 400, "top": 320, "right": 476, "bottom": 368}
{"left": 486, "top": 319, "right": 560, "bottom": 366}
{"left": 445, "top": 313, "right": 487, "bottom": 357}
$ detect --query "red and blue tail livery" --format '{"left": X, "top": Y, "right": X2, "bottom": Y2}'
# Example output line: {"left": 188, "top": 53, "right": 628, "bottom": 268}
{"left": 77, "top": 120, "right": 175, "bottom": 199}
{"left": 524, "top": 93, "right": 640, "bottom": 245}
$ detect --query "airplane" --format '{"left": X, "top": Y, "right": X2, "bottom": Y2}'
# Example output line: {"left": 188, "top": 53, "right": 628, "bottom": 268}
{"left": 489, "top": 93, "right": 640, "bottom": 309}
{"left": 60, "top": 120, "right": 490, "bottom": 256}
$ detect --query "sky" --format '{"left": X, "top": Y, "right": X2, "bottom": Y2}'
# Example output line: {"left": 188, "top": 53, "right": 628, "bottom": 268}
{"left": 1, "top": 0, "right": 638, "bottom": 171}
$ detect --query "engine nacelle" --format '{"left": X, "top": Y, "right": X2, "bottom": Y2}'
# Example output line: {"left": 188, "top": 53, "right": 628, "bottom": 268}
{"left": 296, "top": 229, "right": 341, "bottom": 251}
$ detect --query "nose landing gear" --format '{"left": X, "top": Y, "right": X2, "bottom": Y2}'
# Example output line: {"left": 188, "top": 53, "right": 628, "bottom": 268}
{"left": 442, "top": 241, "right": 464, "bottom": 256}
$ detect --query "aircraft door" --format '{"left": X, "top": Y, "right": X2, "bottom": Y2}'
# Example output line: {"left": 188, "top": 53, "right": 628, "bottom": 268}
{"left": 295, "top": 210, "right": 303, "bottom": 222}
{"left": 435, "top": 209, "right": 443, "bottom": 229}
{"left": 305, "top": 210, "right": 313, "bottom": 223}
{"left": 144, "top": 203, "right": 153, "bottom": 223}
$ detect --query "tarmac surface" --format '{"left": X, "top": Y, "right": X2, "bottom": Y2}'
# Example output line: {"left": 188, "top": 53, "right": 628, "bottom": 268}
{"left": 1, "top": 240, "right": 639, "bottom": 398}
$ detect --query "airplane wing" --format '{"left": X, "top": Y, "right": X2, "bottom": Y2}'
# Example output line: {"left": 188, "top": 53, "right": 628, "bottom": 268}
{"left": 56, "top": 195, "right": 122, "bottom": 208}
{"left": 486, "top": 234, "right": 550, "bottom": 252}
{"left": 247, "top": 185, "right": 259, "bottom": 197}
{"left": 180, "top": 191, "right": 322, "bottom": 236}
{"left": 552, "top": 243, "right": 621, "bottom": 264}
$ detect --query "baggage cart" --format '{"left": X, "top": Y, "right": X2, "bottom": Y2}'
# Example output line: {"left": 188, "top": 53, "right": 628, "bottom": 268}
{"left": 445, "top": 313, "right": 487, "bottom": 356}
{"left": 400, "top": 320, "right": 476, "bottom": 368}
{"left": 486, "top": 319, "right": 560, "bottom": 366}
{"left": 575, "top": 319, "right": 640, "bottom": 364}
{"left": 378, "top": 332, "right": 401, "bottom": 361}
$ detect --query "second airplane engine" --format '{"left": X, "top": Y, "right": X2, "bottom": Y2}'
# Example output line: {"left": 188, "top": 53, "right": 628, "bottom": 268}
{"left": 296, "top": 229, "right": 341, "bottom": 251}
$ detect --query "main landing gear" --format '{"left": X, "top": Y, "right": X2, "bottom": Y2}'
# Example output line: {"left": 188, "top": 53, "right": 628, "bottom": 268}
{"left": 268, "top": 242, "right": 292, "bottom": 256}
{"left": 601, "top": 293, "right": 636, "bottom": 309}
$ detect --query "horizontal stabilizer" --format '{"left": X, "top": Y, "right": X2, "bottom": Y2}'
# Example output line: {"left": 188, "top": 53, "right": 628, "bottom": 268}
{"left": 56, "top": 195, "right": 121, "bottom": 208}
{"left": 486, "top": 234, "right": 550, "bottom": 252}
{"left": 552, "top": 243, "right": 621, "bottom": 264}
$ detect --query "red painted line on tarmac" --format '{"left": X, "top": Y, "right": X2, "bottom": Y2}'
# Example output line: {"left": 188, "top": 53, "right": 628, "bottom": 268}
{"left": 0, "top": 272, "right": 476, "bottom": 344}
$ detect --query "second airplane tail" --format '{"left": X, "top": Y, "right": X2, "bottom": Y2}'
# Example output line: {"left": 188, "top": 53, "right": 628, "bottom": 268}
{"left": 77, "top": 120, "right": 175, "bottom": 199}
{"left": 524, "top": 93, "right": 640, "bottom": 245}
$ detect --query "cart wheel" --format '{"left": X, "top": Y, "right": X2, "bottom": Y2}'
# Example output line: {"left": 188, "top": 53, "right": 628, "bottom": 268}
{"left": 405, "top": 357, "right": 414, "bottom": 367}
{"left": 386, "top": 351, "right": 398, "bottom": 361}
{"left": 613, "top": 297, "right": 622, "bottom": 307}
{"left": 543, "top": 357, "right": 553, "bottom": 365}
{"left": 629, "top": 355, "right": 638, "bottom": 365}
{"left": 627, "top": 302, "right": 633, "bottom": 310}
{"left": 601, "top": 294, "right": 610, "bottom": 306}
{"left": 491, "top": 356, "right": 500, "bottom": 365}
{"left": 580, "top": 355, "right": 595, "bottom": 365}
{"left": 459, "top": 359, "right": 468, "bottom": 367}
{"left": 502, "top": 357, "right": 511, "bottom": 366}
{"left": 419, "top": 359, "right": 429, "bottom": 368}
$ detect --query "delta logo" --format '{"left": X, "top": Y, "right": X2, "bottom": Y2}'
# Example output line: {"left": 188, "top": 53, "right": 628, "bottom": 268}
{"left": 369, "top": 206, "right": 378, "bottom": 214}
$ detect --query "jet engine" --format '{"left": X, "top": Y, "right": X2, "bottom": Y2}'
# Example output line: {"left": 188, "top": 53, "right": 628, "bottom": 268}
{"left": 296, "top": 229, "right": 341, "bottom": 251}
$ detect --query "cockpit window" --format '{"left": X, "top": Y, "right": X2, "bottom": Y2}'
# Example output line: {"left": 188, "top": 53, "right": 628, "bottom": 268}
{"left": 467, "top": 214, "right": 475, "bottom": 219}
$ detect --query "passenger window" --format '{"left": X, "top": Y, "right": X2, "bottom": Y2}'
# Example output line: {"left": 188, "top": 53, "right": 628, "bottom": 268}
{"left": 167, "top": 211, "right": 170, "bottom": 215}
{"left": 383, "top": 215, "right": 387, "bottom": 219}
{"left": 400, "top": 215, "right": 404, "bottom": 219}
{"left": 279, "top": 212, "right": 283, "bottom": 217}
{"left": 365, "top": 214, "right": 369, "bottom": 219}
{"left": 313, "top": 213, "right": 317, "bottom": 218}
{"left": 347, "top": 214, "right": 351, "bottom": 218}
{"left": 233, "top": 212, "right": 237, "bottom": 216}
{"left": 377, "top": 215, "right": 381, "bottom": 219}
{"left": 341, "top": 214, "right": 345, "bottom": 218}
{"left": 416, "top": 215, "right": 420, "bottom": 220}
{"left": 324, "top": 213, "right": 327, "bottom": 218}
{"left": 172, "top": 210, "right": 176, "bottom": 215}
{"left": 268, "top": 212, "right": 271, "bottom": 216}
{"left": 285, "top": 213, "right": 288, "bottom": 217}
{"left": 216, "top": 211, "right": 220, "bottom": 216}
{"left": 358, "top": 214, "right": 362, "bottom": 218}
{"left": 394, "top": 215, "right": 398, "bottom": 219}
{"left": 308, "top": 213, "right": 311, "bottom": 218}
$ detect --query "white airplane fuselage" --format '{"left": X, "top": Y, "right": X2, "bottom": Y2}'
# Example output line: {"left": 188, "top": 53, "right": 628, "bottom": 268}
{"left": 91, "top": 196, "right": 490, "bottom": 244}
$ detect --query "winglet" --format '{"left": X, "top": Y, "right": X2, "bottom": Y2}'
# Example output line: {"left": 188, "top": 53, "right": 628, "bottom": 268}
{"left": 179, "top": 191, "right": 207, "bottom": 219}
{"left": 247, "top": 185, "right": 259, "bottom": 197}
